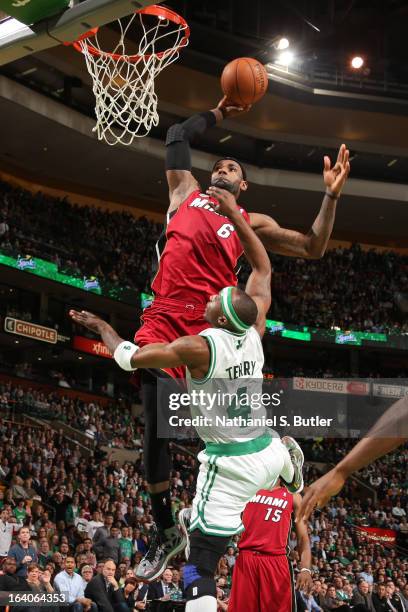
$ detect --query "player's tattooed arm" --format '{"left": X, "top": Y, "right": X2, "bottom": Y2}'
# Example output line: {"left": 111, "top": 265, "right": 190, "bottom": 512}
{"left": 249, "top": 144, "right": 350, "bottom": 259}
{"left": 206, "top": 186, "right": 271, "bottom": 338}
{"left": 68, "top": 309, "right": 209, "bottom": 376}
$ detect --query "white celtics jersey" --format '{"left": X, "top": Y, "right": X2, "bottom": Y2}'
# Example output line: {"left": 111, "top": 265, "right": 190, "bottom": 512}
{"left": 186, "top": 326, "right": 268, "bottom": 444}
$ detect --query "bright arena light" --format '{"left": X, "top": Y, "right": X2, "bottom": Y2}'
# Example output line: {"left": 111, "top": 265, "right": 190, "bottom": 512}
{"left": 277, "top": 51, "right": 294, "bottom": 66}
{"left": 276, "top": 37, "right": 290, "bottom": 50}
{"left": 351, "top": 56, "right": 364, "bottom": 69}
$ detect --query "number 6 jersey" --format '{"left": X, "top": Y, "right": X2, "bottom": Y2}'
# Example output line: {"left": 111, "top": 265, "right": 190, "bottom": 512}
{"left": 151, "top": 190, "right": 250, "bottom": 304}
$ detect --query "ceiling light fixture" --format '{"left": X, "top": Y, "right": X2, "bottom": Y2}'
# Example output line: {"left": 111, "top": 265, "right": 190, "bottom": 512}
{"left": 275, "top": 37, "right": 289, "bottom": 50}
{"left": 351, "top": 56, "right": 364, "bottom": 69}
{"left": 276, "top": 51, "right": 294, "bottom": 67}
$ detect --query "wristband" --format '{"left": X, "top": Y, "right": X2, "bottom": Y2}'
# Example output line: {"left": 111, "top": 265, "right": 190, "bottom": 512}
{"left": 325, "top": 189, "right": 339, "bottom": 200}
{"left": 113, "top": 341, "right": 139, "bottom": 371}
{"left": 300, "top": 568, "right": 312, "bottom": 574}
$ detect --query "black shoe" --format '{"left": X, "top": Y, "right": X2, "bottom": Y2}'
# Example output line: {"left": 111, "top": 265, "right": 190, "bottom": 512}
{"left": 135, "top": 524, "right": 187, "bottom": 582}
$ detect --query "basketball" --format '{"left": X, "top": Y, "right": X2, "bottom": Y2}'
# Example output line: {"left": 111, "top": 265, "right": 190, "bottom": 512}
{"left": 221, "top": 57, "right": 268, "bottom": 106}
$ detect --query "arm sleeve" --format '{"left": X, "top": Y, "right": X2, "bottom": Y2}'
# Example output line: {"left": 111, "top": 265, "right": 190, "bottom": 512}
{"left": 165, "top": 111, "right": 217, "bottom": 171}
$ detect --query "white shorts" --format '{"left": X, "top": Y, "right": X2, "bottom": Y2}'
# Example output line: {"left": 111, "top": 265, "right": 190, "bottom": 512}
{"left": 189, "top": 433, "right": 292, "bottom": 536}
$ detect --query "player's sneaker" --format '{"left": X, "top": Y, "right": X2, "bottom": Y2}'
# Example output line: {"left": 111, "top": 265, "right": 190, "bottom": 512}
{"left": 135, "top": 524, "right": 187, "bottom": 582}
{"left": 178, "top": 507, "right": 192, "bottom": 560}
{"left": 281, "top": 436, "right": 304, "bottom": 493}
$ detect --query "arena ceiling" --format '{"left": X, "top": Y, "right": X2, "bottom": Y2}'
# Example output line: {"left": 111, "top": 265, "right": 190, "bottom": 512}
{"left": 170, "top": 0, "right": 408, "bottom": 87}
{"left": 0, "top": 0, "right": 407, "bottom": 245}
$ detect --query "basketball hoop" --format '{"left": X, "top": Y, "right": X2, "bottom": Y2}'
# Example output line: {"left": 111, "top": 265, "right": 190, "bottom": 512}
{"left": 66, "top": 5, "right": 189, "bottom": 146}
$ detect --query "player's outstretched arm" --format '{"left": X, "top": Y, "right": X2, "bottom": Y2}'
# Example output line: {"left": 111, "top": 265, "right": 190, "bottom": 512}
{"left": 249, "top": 144, "right": 350, "bottom": 259}
{"left": 206, "top": 186, "right": 271, "bottom": 337}
{"left": 299, "top": 396, "right": 408, "bottom": 521}
{"left": 293, "top": 494, "right": 313, "bottom": 591}
{"left": 69, "top": 310, "right": 209, "bottom": 376}
{"left": 166, "top": 97, "right": 250, "bottom": 213}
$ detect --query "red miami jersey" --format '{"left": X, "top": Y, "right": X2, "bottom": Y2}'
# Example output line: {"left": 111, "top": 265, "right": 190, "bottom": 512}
{"left": 151, "top": 190, "right": 250, "bottom": 304}
{"left": 238, "top": 487, "right": 293, "bottom": 555}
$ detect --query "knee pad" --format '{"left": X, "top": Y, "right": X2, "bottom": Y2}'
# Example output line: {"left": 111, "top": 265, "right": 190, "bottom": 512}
{"left": 185, "top": 573, "right": 216, "bottom": 601}
{"left": 188, "top": 530, "right": 230, "bottom": 575}
{"left": 183, "top": 563, "right": 202, "bottom": 590}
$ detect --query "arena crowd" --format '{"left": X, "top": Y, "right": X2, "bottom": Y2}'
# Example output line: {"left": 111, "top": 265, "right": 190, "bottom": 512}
{"left": 0, "top": 182, "right": 407, "bottom": 610}
{"left": 1, "top": 181, "right": 407, "bottom": 334}
{"left": 0, "top": 377, "right": 406, "bottom": 611}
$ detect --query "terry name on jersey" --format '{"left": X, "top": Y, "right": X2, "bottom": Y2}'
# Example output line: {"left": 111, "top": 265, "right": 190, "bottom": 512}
{"left": 226, "top": 360, "right": 256, "bottom": 379}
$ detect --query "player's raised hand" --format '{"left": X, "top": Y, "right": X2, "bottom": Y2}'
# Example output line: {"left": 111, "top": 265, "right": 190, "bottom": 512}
{"left": 69, "top": 309, "right": 105, "bottom": 334}
{"left": 216, "top": 96, "right": 251, "bottom": 118}
{"left": 297, "top": 468, "right": 346, "bottom": 522}
{"left": 206, "top": 186, "right": 238, "bottom": 217}
{"left": 323, "top": 144, "right": 350, "bottom": 197}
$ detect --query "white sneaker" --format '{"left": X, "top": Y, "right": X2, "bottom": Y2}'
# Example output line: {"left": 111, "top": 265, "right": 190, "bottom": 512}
{"left": 178, "top": 507, "right": 192, "bottom": 560}
{"left": 281, "top": 436, "right": 304, "bottom": 493}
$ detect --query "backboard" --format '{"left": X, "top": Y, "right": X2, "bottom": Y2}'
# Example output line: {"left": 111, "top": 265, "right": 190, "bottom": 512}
{"left": 0, "top": 0, "right": 163, "bottom": 66}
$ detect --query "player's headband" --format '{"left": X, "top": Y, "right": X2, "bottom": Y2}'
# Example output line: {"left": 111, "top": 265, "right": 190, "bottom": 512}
{"left": 212, "top": 157, "right": 247, "bottom": 180}
{"left": 220, "top": 287, "right": 251, "bottom": 332}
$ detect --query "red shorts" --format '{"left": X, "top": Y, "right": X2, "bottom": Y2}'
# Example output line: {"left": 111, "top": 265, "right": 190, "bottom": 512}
{"left": 134, "top": 296, "right": 210, "bottom": 379}
{"left": 228, "top": 551, "right": 295, "bottom": 612}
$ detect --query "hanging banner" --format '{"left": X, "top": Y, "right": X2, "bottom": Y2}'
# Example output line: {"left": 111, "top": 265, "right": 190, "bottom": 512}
{"left": 293, "top": 377, "right": 369, "bottom": 395}
{"left": 358, "top": 527, "right": 397, "bottom": 547}
{"left": 72, "top": 335, "right": 112, "bottom": 359}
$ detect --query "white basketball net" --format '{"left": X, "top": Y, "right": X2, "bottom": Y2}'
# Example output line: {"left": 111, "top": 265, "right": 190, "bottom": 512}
{"left": 76, "top": 10, "right": 189, "bottom": 146}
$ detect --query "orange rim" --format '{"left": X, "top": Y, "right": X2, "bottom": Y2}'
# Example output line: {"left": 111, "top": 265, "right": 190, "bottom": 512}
{"left": 65, "top": 4, "right": 190, "bottom": 62}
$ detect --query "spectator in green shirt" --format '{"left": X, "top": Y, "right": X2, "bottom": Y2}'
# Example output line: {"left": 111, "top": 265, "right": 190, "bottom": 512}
{"left": 333, "top": 576, "right": 350, "bottom": 603}
{"left": 65, "top": 493, "right": 80, "bottom": 526}
{"left": 119, "top": 526, "right": 133, "bottom": 559}
{"left": 38, "top": 538, "right": 52, "bottom": 569}
{"left": 13, "top": 499, "right": 26, "bottom": 523}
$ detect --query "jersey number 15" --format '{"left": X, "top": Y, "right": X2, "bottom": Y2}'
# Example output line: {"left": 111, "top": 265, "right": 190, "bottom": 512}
{"left": 264, "top": 508, "right": 283, "bottom": 523}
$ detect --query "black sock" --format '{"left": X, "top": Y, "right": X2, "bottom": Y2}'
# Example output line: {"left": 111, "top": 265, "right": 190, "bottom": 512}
{"left": 150, "top": 489, "right": 174, "bottom": 531}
